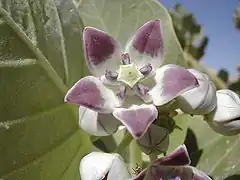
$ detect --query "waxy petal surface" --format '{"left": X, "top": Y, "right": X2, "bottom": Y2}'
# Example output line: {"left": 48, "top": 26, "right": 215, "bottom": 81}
{"left": 150, "top": 65, "right": 198, "bottom": 106}
{"left": 207, "top": 117, "right": 240, "bottom": 136}
{"left": 113, "top": 104, "right": 158, "bottom": 138}
{"left": 155, "top": 144, "right": 191, "bottom": 166}
{"left": 177, "top": 69, "right": 217, "bottom": 115}
{"left": 79, "top": 106, "right": 120, "bottom": 136}
{"left": 80, "top": 152, "right": 131, "bottom": 180}
{"left": 125, "top": 19, "right": 164, "bottom": 69}
{"left": 65, "top": 76, "right": 119, "bottom": 113}
{"left": 83, "top": 27, "right": 122, "bottom": 77}
{"left": 206, "top": 89, "right": 240, "bottom": 135}
{"left": 133, "top": 145, "right": 211, "bottom": 180}
{"left": 150, "top": 165, "right": 193, "bottom": 180}
{"left": 191, "top": 166, "right": 212, "bottom": 180}
{"left": 207, "top": 89, "right": 240, "bottom": 122}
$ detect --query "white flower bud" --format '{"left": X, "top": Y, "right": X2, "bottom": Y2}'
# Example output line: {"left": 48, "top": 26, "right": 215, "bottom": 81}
{"left": 177, "top": 69, "right": 217, "bottom": 115}
{"left": 205, "top": 89, "right": 240, "bottom": 135}
{"left": 80, "top": 152, "right": 131, "bottom": 180}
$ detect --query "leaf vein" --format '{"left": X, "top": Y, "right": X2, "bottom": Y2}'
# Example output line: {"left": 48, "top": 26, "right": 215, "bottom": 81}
{"left": 209, "top": 137, "right": 240, "bottom": 175}
{"left": 0, "top": 103, "right": 69, "bottom": 127}
{"left": 0, "top": 59, "right": 37, "bottom": 68}
{"left": 0, "top": 7, "right": 68, "bottom": 94}
{"left": 54, "top": 2, "right": 70, "bottom": 85}
{"left": 0, "top": 128, "right": 80, "bottom": 178}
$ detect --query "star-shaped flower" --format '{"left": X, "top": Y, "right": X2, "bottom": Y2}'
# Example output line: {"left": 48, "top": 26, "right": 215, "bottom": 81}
{"left": 64, "top": 19, "right": 215, "bottom": 138}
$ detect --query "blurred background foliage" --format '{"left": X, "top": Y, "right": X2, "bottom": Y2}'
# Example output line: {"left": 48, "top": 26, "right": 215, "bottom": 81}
{"left": 233, "top": 2, "right": 240, "bottom": 31}
{"left": 170, "top": 3, "right": 209, "bottom": 62}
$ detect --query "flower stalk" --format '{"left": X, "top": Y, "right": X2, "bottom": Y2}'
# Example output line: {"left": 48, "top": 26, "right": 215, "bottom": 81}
{"left": 115, "top": 131, "right": 133, "bottom": 154}
{"left": 149, "top": 152, "right": 158, "bottom": 163}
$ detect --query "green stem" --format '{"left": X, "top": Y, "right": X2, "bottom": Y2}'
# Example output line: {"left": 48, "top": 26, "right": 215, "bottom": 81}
{"left": 115, "top": 132, "right": 133, "bottom": 154}
{"left": 129, "top": 140, "right": 142, "bottom": 170}
{"left": 149, "top": 152, "right": 158, "bottom": 163}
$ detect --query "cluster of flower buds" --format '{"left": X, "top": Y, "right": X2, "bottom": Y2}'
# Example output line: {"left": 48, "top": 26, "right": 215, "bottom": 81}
{"left": 64, "top": 19, "right": 240, "bottom": 180}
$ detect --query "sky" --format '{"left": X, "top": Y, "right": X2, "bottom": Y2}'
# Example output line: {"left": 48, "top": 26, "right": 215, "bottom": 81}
{"left": 159, "top": 0, "right": 240, "bottom": 77}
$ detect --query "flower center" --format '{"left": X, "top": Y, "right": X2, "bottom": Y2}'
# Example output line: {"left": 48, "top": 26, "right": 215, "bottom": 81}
{"left": 117, "top": 63, "right": 144, "bottom": 88}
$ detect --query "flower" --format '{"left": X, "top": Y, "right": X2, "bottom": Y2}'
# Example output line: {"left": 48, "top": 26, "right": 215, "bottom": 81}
{"left": 79, "top": 145, "right": 212, "bottom": 180}
{"left": 65, "top": 19, "right": 200, "bottom": 138}
{"left": 176, "top": 69, "right": 217, "bottom": 115}
{"left": 205, "top": 89, "right": 240, "bottom": 135}
{"left": 79, "top": 152, "right": 131, "bottom": 180}
{"left": 134, "top": 145, "right": 212, "bottom": 180}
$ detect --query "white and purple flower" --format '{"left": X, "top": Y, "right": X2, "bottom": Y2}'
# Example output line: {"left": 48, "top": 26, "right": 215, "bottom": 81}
{"left": 79, "top": 145, "right": 212, "bottom": 180}
{"left": 64, "top": 19, "right": 215, "bottom": 138}
{"left": 134, "top": 145, "right": 212, "bottom": 180}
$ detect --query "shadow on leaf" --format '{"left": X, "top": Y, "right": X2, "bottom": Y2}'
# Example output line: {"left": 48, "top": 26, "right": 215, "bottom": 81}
{"left": 183, "top": 128, "right": 203, "bottom": 166}
{"left": 223, "top": 175, "right": 240, "bottom": 180}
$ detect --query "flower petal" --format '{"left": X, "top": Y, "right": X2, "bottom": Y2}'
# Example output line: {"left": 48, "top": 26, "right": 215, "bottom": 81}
{"left": 64, "top": 76, "right": 119, "bottom": 113}
{"left": 154, "top": 144, "right": 191, "bottom": 166}
{"left": 149, "top": 65, "right": 198, "bottom": 106}
{"left": 177, "top": 69, "right": 217, "bottom": 115}
{"left": 83, "top": 27, "right": 122, "bottom": 77}
{"left": 206, "top": 89, "right": 240, "bottom": 122}
{"left": 113, "top": 104, "right": 158, "bottom": 138}
{"left": 80, "top": 152, "right": 131, "bottom": 180}
{"left": 150, "top": 165, "right": 193, "bottom": 180}
{"left": 125, "top": 19, "right": 164, "bottom": 69}
{"left": 136, "top": 124, "right": 169, "bottom": 155}
{"left": 207, "top": 117, "right": 240, "bottom": 136}
{"left": 79, "top": 106, "right": 121, "bottom": 136}
{"left": 107, "top": 154, "right": 132, "bottom": 180}
{"left": 191, "top": 166, "right": 212, "bottom": 180}
{"left": 205, "top": 89, "right": 240, "bottom": 135}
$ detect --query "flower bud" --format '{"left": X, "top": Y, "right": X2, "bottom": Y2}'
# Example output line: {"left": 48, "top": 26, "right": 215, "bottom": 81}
{"left": 205, "top": 89, "right": 240, "bottom": 135}
{"left": 79, "top": 106, "right": 121, "bottom": 136}
{"left": 136, "top": 124, "right": 169, "bottom": 155}
{"left": 177, "top": 69, "right": 217, "bottom": 115}
{"left": 80, "top": 152, "right": 131, "bottom": 180}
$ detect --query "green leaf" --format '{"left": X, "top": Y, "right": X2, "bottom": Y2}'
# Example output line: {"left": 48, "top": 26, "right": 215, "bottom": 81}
{"left": 186, "top": 116, "right": 240, "bottom": 180}
{"left": 170, "top": 114, "right": 240, "bottom": 180}
{"left": 0, "top": 0, "right": 92, "bottom": 179}
{"left": 77, "top": 0, "right": 187, "bottom": 67}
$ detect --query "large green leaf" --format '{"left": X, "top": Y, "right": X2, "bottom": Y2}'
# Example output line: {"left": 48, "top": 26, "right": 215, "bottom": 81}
{"left": 169, "top": 114, "right": 240, "bottom": 180}
{"left": 0, "top": 0, "right": 92, "bottom": 179}
{"left": 186, "top": 116, "right": 240, "bottom": 180}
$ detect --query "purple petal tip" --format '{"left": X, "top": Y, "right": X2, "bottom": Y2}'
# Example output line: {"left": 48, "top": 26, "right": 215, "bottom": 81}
{"left": 133, "top": 19, "right": 163, "bottom": 57}
{"left": 113, "top": 105, "right": 158, "bottom": 138}
{"left": 162, "top": 65, "right": 198, "bottom": 98}
{"left": 155, "top": 144, "right": 191, "bottom": 166}
{"left": 83, "top": 27, "right": 117, "bottom": 66}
